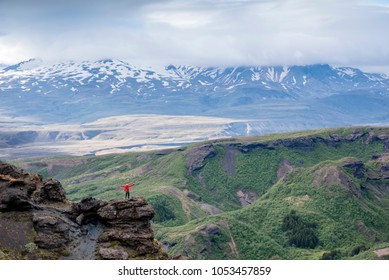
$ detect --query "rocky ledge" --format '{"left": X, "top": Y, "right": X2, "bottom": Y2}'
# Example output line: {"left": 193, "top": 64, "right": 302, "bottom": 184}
{"left": 0, "top": 161, "right": 168, "bottom": 260}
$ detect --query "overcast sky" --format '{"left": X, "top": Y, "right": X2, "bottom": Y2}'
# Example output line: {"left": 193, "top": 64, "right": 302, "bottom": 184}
{"left": 1, "top": 0, "right": 389, "bottom": 72}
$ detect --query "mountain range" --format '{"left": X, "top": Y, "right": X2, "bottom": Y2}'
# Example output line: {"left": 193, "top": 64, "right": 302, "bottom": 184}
{"left": 1, "top": 59, "right": 389, "bottom": 158}
{"left": 1, "top": 59, "right": 389, "bottom": 123}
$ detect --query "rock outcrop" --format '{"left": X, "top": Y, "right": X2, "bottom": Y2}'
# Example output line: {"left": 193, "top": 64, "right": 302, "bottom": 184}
{"left": 185, "top": 144, "right": 216, "bottom": 175}
{"left": 0, "top": 161, "right": 167, "bottom": 260}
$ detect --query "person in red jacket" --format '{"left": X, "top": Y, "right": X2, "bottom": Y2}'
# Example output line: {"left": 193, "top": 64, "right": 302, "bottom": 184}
{"left": 120, "top": 183, "right": 134, "bottom": 199}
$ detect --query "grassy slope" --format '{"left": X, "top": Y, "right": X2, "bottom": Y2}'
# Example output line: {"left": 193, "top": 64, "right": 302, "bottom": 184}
{"left": 12, "top": 126, "right": 389, "bottom": 259}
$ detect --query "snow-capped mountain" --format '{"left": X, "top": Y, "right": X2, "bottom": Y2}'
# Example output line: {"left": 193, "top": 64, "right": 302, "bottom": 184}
{"left": 0, "top": 59, "right": 389, "bottom": 130}
{"left": 1, "top": 59, "right": 388, "bottom": 98}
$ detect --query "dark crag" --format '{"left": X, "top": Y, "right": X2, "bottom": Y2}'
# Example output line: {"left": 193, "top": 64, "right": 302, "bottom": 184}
{"left": 0, "top": 161, "right": 168, "bottom": 260}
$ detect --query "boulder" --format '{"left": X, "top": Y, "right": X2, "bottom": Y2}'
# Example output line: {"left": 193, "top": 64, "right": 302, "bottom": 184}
{"left": 0, "top": 174, "right": 36, "bottom": 211}
{"left": 32, "top": 178, "right": 67, "bottom": 203}
{"left": 97, "top": 198, "right": 155, "bottom": 225}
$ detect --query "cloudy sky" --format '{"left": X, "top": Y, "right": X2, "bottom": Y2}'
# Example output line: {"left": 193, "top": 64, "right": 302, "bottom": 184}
{"left": 0, "top": 0, "right": 389, "bottom": 72}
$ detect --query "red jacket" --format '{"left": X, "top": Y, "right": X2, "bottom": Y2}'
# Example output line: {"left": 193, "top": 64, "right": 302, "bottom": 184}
{"left": 120, "top": 183, "right": 134, "bottom": 193}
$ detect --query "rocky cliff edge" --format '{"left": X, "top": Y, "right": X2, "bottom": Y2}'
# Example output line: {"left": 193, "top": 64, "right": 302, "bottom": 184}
{"left": 0, "top": 161, "right": 168, "bottom": 260}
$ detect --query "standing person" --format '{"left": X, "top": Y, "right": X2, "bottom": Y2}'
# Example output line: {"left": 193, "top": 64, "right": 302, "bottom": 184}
{"left": 120, "top": 183, "right": 134, "bottom": 199}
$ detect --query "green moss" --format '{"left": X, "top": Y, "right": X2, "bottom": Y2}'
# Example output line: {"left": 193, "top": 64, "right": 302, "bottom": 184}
{"left": 148, "top": 193, "right": 188, "bottom": 226}
{"left": 109, "top": 240, "right": 120, "bottom": 247}
{"left": 24, "top": 242, "right": 38, "bottom": 253}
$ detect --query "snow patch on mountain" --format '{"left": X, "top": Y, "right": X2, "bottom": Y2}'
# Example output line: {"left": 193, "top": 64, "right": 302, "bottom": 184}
{"left": 2, "top": 59, "right": 388, "bottom": 99}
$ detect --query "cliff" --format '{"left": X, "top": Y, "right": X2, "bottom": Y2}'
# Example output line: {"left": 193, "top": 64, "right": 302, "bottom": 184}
{"left": 0, "top": 161, "right": 168, "bottom": 260}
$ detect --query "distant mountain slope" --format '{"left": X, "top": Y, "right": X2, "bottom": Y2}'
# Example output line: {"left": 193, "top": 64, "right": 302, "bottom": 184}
{"left": 1, "top": 59, "right": 389, "bottom": 157}
{"left": 14, "top": 126, "right": 389, "bottom": 259}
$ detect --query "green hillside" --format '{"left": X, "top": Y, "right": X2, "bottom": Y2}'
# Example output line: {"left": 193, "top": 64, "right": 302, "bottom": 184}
{"left": 13, "top": 126, "right": 389, "bottom": 259}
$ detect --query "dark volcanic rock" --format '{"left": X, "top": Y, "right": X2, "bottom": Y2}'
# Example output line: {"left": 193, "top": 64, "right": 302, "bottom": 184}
{"left": 0, "top": 161, "right": 168, "bottom": 260}
{"left": 185, "top": 144, "right": 216, "bottom": 175}
{"left": 201, "top": 224, "right": 221, "bottom": 235}
{"left": 33, "top": 210, "right": 80, "bottom": 249}
{"left": 274, "top": 137, "right": 317, "bottom": 152}
{"left": 231, "top": 142, "right": 274, "bottom": 153}
{"left": 346, "top": 130, "right": 367, "bottom": 141}
{"left": 71, "top": 197, "right": 108, "bottom": 226}
{"left": 97, "top": 198, "right": 155, "bottom": 225}
{"left": 0, "top": 162, "right": 26, "bottom": 179}
{"left": 0, "top": 186, "right": 31, "bottom": 211}
{"left": 95, "top": 198, "right": 161, "bottom": 258}
{"left": 0, "top": 163, "right": 67, "bottom": 211}
{"left": 0, "top": 175, "right": 36, "bottom": 211}
{"left": 32, "top": 178, "right": 67, "bottom": 203}
{"left": 72, "top": 197, "right": 108, "bottom": 214}
{"left": 342, "top": 160, "right": 366, "bottom": 179}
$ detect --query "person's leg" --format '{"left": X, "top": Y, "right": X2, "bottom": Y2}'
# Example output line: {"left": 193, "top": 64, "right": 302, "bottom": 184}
{"left": 125, "top": 192, "right": 129, "bottom": 199}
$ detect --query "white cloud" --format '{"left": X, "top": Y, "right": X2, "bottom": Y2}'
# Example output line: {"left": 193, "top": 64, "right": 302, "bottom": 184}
{"left": 0, "top": 0, "right": 388, "bottom": 72}
{"left": 148, "top": 11, "right": 214, "bottom": 28}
